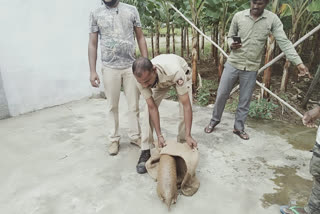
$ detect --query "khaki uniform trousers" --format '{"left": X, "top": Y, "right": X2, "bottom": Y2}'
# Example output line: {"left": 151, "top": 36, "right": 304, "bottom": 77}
{"left": 101, "top": 66, "right": 141, "bottom": 143}
{"left": 140, "top": 79, "right": 192, "bottom": 150}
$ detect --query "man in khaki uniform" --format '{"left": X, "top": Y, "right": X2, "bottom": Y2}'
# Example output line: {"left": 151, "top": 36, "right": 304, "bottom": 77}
{"left": 132, "top": 54, "right": 198, "bottom": 174}
{"left": 88, "top": 0, "right": 148, "bottom": 155}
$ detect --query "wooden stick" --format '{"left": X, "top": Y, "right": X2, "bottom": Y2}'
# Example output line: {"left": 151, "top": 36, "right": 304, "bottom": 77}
{"left": 255, "top": 81, "right": 303, "bottom": 118}
{"left": 168, "top": 3, "right": 228, "bottom": 58}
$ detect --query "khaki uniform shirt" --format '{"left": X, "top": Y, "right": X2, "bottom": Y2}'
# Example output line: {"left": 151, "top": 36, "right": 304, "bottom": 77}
{"left": 137, "top": 54, "right": 191, "bottom": 100}
{"left": 227, "top": 9, "right": 302, "bottom": 71}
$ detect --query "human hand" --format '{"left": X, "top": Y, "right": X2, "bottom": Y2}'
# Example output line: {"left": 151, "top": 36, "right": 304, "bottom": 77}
{"left": 230, "top": 42, "right": 242, "bottom": 50}
{"left": 186, "top": 136, "right": 198, "bottom": 151}
{"left": 302, "top": 112, "right": 316, "bottom": 128}
{"left": 158, "top": 135, "right": 167, "bottom": 148}
{"left": 297, "top": 64, "right": 311, "bottom": 78}
{"left": 90, "top": 72, "right": 100, "bottom": 87}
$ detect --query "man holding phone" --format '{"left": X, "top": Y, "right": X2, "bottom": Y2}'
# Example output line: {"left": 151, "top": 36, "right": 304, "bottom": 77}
{"left": 204, "top": 0, "right": 311, "bottom": 140}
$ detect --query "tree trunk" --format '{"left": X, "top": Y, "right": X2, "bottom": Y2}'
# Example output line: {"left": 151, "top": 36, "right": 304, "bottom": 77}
{"left": 166, "top": 21, "right": 170, "bottom": 54}
{"left": 211, "top": 26, "right": 215, "bottom": 59}
{"left": 302, "top": 64, "right": 320, "bottom": 108}
{"left": 280, "top": 60, "right": 290, "bottom": 91}
{"left": 181, "top": 26, "right": 184, "bottom": 57}
{"left": 172, "top": 24, "right": 175, "bottom": 54}
{"left": 218, "top": 27, "right": 225, "bottom": 80}
{"left": 155, "top": 21, "right": 160, "bottom": 56}
{"left": 311, "top": 31, "right": 320, "bottom": 70}
{"left": 197, "top": 32, "right": 200, "bottom": 61}
{"left": 280, "top": 24, "right": 298, "bottom": 91}
{"left": 201, "top": 26, "right": 205, "bottom": 54}
{"left": 215, "top": 26, "right": 219, "bottom": 66}
{"left": 151, "top": 31, "right": 154, "bottom": 58}
{"left": 191, "top": 28, "right": 198, "bottom": 92}
{"left": 262, "top": 34, "right": 275, "bottom": 98}
{"left": 186, "top": 27, "right": 190, "bottom": 58}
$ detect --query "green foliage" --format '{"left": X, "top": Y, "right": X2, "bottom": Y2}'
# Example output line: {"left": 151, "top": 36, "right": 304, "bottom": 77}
{"left": 225, "top": 98, "right": 279, "bottom": 119}
{"left": 196, "top": 79, "right": 218, "bottom": 106}
{"left": 248, "top": 99, "right": 279, "bottom": 119}
{"left": 167, "top": 86, "right": 178, "bottom": 101}
{"left": 278, "top": 92, "right": 290, "bottom": 102}
{"left": 225, "top": 99, "right": 239, "bottom": 113}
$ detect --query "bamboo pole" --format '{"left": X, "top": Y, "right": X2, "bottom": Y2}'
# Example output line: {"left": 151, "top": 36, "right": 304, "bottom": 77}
{"left": 255, "top": 81, "right": 303, "bottom": 118}
{"left": 168, "top": 3, "right": 320, "bottom": 120}
{"left": 168, "top": 3, "right": 228, "bottom": 58}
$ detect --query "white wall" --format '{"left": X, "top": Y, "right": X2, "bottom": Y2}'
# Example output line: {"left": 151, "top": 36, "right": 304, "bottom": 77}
{"left": 0, "top": 0, "right": 102, "bottom": 116}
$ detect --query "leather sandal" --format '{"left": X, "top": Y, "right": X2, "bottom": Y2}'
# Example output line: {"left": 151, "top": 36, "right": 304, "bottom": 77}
{"left": 204, "top": 121, "right": 220, "bottom": 134}
{"left": 233, "top": 130, "right": 249, "bottom": 140}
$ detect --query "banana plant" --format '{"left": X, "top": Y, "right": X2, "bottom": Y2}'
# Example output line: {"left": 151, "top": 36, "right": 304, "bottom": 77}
{"left": 204, "top": 0, "right": 249, "bottom": 79}
{"left": 188, "top": 0, "right": 205, "bottom": 92}
{"left": 279, "top": 0, "right": 314, "bottom": 91}
{"left": 263, "top": 0, "right": 280, "bottom": 98}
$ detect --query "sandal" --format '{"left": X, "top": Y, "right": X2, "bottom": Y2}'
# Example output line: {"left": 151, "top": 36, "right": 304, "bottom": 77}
{"left": 280, "top": 206, "right": 307, "bottom": 214}
{"left": 233, "top": 130, "right": 249, "bottom": 140}
{"left": 204, "top": 121, "right": 220, "bottom": 134}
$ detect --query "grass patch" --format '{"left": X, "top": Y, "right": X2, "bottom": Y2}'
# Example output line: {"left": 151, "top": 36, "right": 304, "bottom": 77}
{"left": 225, "top": 98, "right": 279, "bottom": 120}
{"left": 196, "top": 79, "right": 218, "bottom": 106}
{"left": 248, "top": 98, "right": 279, "bottom": 119}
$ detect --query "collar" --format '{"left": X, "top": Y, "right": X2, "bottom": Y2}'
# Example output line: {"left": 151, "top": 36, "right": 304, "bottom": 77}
{"left": 154, "top": 65, "right": 167, "bottom": 84}
{"left": 245, "top": 9, "right": 267, "bottom": 20}
{"left": 103, "top": 0, "right": 120, "bottom": 9}
{"left": 151, "top": 75, "right": 159, "bottom": 88}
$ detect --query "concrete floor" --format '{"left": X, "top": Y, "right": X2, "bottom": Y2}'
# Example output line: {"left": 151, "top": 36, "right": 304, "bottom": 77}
{"left": 0, "top": 93, "right": 317, "bottom": 214}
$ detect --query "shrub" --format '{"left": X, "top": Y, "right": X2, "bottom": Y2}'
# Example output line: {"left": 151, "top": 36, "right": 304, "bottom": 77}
{"left": 248, "top": 98, "right": 279, "bottom": 119}
{"left": 196, "top": 79, "right": 217, "bottom": 106}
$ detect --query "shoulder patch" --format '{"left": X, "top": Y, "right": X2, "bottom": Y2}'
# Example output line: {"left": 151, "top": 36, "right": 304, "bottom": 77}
{"left": 176, "top": 78, "right": 184, "bottom": 86}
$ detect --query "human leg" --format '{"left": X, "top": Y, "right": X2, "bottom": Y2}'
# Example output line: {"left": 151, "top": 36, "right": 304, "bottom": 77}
{"left": 122, "top": 67, "right": 141, "bottom": 146}
{"left": 137, "top": 87, "right": 169, "bottom": 174}
{"left": 205, "top": 63, "right": 239, "bottom": 133}
{"left": 233, "top": 70, "right": 257, "bottom": 139}
{"left": 101, "top": 66, "right": 122, "bottom": 155}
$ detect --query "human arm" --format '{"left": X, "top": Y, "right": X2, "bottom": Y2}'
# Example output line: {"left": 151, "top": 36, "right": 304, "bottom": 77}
{"left": 297, "top": 63, "right": 311, "bottom": 78}
{"left": 302, "top": 106, "right": 320, "bottom": 128}
{"left": 179, "top": 93, "right": 197, "bottom": 150}
{"left": 134, "top": 26, "right": 148, "bottom": 58}
{"left": 271, "top": 16, "right": 311, "bottom": 78}
{"left": 88, "top": 32, "right": 100, "bottom": 87}
{"left": 145, "top": 97, "right": 166, "bottom": 148}
{"left": 227, "top": 13, "right": 242, "bottom": 50}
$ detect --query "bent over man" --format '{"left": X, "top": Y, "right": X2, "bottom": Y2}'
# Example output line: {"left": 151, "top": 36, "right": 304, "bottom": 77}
{"left": 132, "top": 54, "right": 197, "bottom": 174}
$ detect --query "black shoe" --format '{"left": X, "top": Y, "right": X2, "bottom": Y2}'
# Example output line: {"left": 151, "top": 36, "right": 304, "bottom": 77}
{"left": 136, "top": 149, "right": 151, "bottom": 174}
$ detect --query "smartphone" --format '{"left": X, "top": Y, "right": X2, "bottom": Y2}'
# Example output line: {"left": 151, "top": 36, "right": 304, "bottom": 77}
{"left": 232, "top": 36, "right": 242, "bottom": 44}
